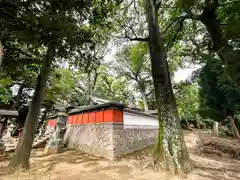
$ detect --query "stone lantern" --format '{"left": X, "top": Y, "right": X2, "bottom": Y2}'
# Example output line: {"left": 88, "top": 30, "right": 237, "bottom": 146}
{"left": 44, "top": 112, "right": 67, "bottom": 155}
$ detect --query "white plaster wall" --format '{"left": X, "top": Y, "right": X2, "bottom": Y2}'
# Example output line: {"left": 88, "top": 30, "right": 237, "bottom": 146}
{"left": 123, "top": 112, "right": 158, "bottom": 129}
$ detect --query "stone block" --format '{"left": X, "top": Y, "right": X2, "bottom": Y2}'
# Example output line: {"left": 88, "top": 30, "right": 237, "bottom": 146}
{"left": 0, "top": 140, "right": 6, "bottom": 151}
{"left": 44, "top": 139, "right": 64, "bottom": 155}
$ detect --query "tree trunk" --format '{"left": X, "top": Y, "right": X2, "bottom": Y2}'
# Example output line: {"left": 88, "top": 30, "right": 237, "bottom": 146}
{"left": 0, "top": 40, "right": 3, "bottom": 68}
{"left": 229, "top": 116, "right": 240, "bottom": 139}
{"left": 199, "top": 5, "right": 240, "bottom": 83}
{"left": 144, "top": 0, "right": 192, "bottom": 174}
{"left": 0, "top": 117, "right": 8, "bottom": 138}
{"left": 139, "top": 81, "right": 149, "bottom": 112}
{"left": 185, "top": 119, "right": 190, "bottom": 129}
{"left": 196, "top": 115, "right": 201, "bottom": 129}
{"left": 87, "top": 71, "right": 93, "bottom": 104}
{"left": 142, "top": 92, "right": 149, "bottom": 112}
{"left": 8, "top": 43, "right": 55, "bottom": 171}
{"left": 14, "top": 84, "right": 24, "bottom": 110}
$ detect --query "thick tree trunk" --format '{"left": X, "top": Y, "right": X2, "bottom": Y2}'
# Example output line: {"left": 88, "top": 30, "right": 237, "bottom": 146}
{"left": 229, "top": 117, "right": 240, "bottom": 139}
{"left": 8, "top": 43, "right": 55, "bottom": 170}
{"left": 199, "top": 5, "right": 240, "bottom": 83}
{"left": 144, "top": 0, "right": 192, "bottom": 174}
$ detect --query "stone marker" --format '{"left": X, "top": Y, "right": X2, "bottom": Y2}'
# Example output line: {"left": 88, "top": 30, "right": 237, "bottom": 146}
{"left": 44, "top": 112, "right": 66, "bottom": 155}
{"left": 0, "top": 140, "right": 6, "bottom": 151}
{"left": 212, "top": 121, "right": 219, "bottom": 136}
{"left": 2, "top": 123, "right": 15, "bottom": 140}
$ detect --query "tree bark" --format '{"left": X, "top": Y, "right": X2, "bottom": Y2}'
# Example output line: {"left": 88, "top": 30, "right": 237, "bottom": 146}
{"left": 139, "top": 81, "right": 149, "bottom": 112}
{"left": 14, "top": 84, "right": 24, "bottom": 110}
{"left": 8, "top": 43, "right": 55, "bottom": 170}
{"left": 0, "top": 40, "right": 3, "bottom": 68}
{"left": 199, "top": 4, "right": 240, "bottom": 83}
{"left": 196, "top": 116, "right": 201, "bottom": 129}
{"left": 229, "top": 116, "right": 240, "bottom": 139}
{"left": 87, "top": 71, "right": 93, "bottom": 104}
{"left": 185, "top": 118, "right": 190, "bottom": 129}
{"left": 0, "top": 117, "right": 7, "bottom": 138}
{"left": 144, "top": 0, "right": 192, "bottom": 174}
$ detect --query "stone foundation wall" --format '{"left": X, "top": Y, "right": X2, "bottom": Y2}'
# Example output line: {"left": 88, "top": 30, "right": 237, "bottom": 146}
{"left": 113, "top": 124, "right": 158, "bottom": 157}
{"left": 64, "top": 124, "right": 115, "bottom": 159}
{"left": 64, "top": 123, "right": 158, "bottom": 160}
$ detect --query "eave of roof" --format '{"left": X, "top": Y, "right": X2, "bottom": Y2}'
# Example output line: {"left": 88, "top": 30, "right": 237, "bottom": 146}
{"left": 68, "top": 102, "right": 126, "bottom": 115}
{"left": 0, "top": 109, "right": 18, "bottom": 116}
{"left": 123, "top": 108, "right": 158, "bottom": 118}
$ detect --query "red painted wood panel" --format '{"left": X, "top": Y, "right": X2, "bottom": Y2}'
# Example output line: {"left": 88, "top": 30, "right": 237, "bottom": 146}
{"left": 103, "top": 109, "right": 114, "bottom": 122}
{"left": 89, "top": 112, "right": 96, "bottom": 123}
{"left": 74, "top": 114, "right": 78, "bottom": 124}
{"left": 68, "top": 116, "right": 73, "bottom": 124}
{"left": 77, "top": 114, "right": 82, "bottom": 124}
{"left": 113, "top": 109, "right": 123, "bottom": 122}
{"left": 96, "top": 111, "right": 103, "bottom": 123}
{"left": 82, "top": 113, "right": 88, "bottom": 124}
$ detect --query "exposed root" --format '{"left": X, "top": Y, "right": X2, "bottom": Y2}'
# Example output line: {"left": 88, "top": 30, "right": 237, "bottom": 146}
{"left": 8, "top": 155, "right": 30, "bottom": 173}
{"left": 153, "top": 131, "right": 193, "bottom": 174}
{"left": 233, "top": 148, "right": 240, "bottom": 160}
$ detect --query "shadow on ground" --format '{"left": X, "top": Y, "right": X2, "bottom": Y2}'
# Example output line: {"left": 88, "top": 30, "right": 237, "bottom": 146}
{"left": 0, "top": 130, "right": 240, "bottom": 180}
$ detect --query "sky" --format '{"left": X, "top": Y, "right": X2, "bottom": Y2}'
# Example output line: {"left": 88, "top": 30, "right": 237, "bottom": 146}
{"left": 173, "top": 68, "right": 195, "bottom": 82}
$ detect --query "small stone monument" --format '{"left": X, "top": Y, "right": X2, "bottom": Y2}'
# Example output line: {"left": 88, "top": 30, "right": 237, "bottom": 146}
{"left": 2, "top": 123, "right": 15, "bottom": 140}
{"left": 44, "top": 112, "right": 67, "bottom": 155}
{"left": 2, "top": 123, "right": 17, "bottom": 150}
{"left": 0, "top": 140, "right": 6, "bottom": 151}
{"left": 36, "top": 121, "right": 46, "bottom": 140}
{"left": 212, "top": 121, "right": 219, "bottom": 136}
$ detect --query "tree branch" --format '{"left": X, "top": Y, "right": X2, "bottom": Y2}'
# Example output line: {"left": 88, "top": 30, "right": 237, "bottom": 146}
{"left": 163, "top": 16, "right": 184, "bottom": 33}
{"left": 113, "top": 34, "right": 149, "bottom": 42}
{"left": 156, "top": 1, "right": 162, "bottom": 11}
{"left": 166, "top": 17, "right": 185, "bottom": 47}
{"left": 123, "top": 24, "right": 149, "bottom": 42}
{"left": 115, "top": 16, "right": 149, "bottom": 42}
{"left": 76, "top": 84, "right": 86, "bottom": 92}
{"left": 146, "top": 88, "right": 154, "bottom": 96}
{"left": 126, "top": 36, "right": 149, "bottom": 41}
{"left": 185, "top": 9, "right": 201, "bottom": 20}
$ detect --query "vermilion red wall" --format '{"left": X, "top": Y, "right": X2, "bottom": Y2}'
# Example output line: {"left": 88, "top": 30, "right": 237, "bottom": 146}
{"left": 67, "top": 108, "right": 123, "bottom": 125}
{"left": 47, "top": 119, "right": 56, "bottom": 126}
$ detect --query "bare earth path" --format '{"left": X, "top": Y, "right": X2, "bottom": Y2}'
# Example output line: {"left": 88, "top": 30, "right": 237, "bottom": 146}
{"left": 0, "top": 130, "right": 240, "bottom": 180}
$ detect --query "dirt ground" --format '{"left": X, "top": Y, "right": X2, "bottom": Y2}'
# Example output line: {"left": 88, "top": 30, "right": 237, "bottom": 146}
{"left": 0, "top": 130, "right": 240, "bottom": 180}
